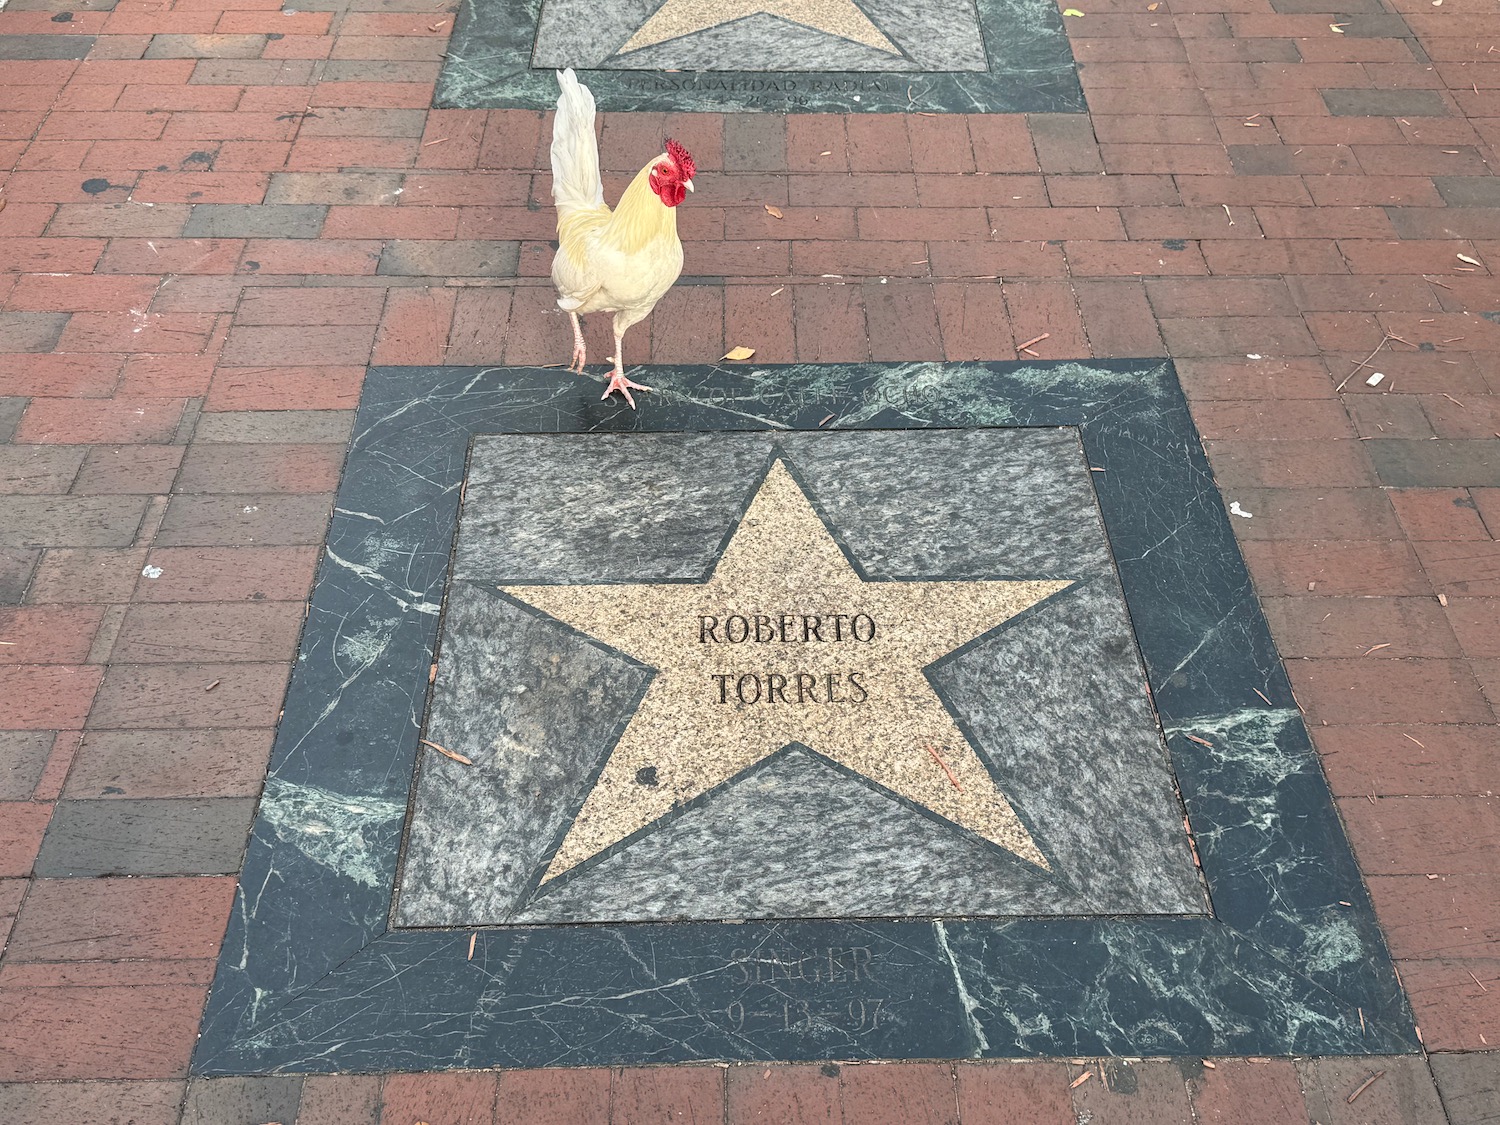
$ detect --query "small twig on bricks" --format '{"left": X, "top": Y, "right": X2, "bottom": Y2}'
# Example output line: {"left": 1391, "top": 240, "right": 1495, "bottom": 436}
{"left": 1347, "top": 1071, "right": 1385, "bottom": 1104}
{"left": 1017, "top": 332, "right": 1050, "bottom": 352}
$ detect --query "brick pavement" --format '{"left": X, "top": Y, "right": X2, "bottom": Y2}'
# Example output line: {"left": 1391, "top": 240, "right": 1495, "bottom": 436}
{"left": 1, "top": 0, "right": 1499, "bottom": 1114}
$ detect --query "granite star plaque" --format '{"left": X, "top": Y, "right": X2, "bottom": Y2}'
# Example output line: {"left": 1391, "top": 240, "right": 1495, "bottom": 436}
{"left": 194, "top": 362, "right": 1415, "bottom": 1074}
{"left": 435, "top": 0, "right": 1083, "bottom": 112}
{"left": 395, "top": 432, "right": 1205, "bottom": 926}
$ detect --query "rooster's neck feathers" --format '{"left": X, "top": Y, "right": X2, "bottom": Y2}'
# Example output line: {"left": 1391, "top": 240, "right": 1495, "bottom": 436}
{"left": 595, "top": 156, "right": 680, "bottom": 256}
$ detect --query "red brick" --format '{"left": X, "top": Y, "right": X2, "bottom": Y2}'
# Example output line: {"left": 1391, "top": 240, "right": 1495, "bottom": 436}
{"left": 1204, "top": 438, "right": 1372, "bottom": 486}
{"left": 0, "top": 666, "right": 102, "bottom": 730}
{"left": 495, "top": 1068, "right": 610, "bottom": 1123}
{"left": 1446, "top": 597, "right": 1500, "bottom": 658}
{"left": 161, "top": 111, "right": 299, "bottom": 143}
{"left": 476, "top": 110, "right": 545, "bottom": 171}
{"left": 1176, "top": 175, "right": 1310, "bottom": 206}
{"left": 5, "top": 274, "right": 160, "bottom": 313}
{"left": 1390, "top": 488, "right": 1492, "bottom": 542}
{"left": 1415, "top": 541, "right": 1500, "bottom": 595}
{"left": 1343, "top": 795, "right": 1500, "bottom": 878}
{"left": 1160, "top": 314, "right": 1318, "bottom": 357}
{"left": 1398, "top": 959, "right": 1500, "bottom": 1051}
{"left": 111, "top": 601, "right": 304, "bottom": 663}
{"left": 97, "top": 238, "right": 244, "bottom": 276}
{"left": 908, "top": 115, "right": 977, "bottom": 173}
{"left": 322, "top": 204, "right": 458, "bottom": 240}
{"left": 111, "top": 84, "right": 244, "bottom": 112}
{"left": 115, "top": 355, "right": 214, "bottom": 398}
{"left": 1074, "top": 278, "right": 1164, "bottom": 357}
{"left": 0, "top": 354, "right": 122, "bottom": 398}
{"left": 203, "top": 364, "right": 363, "bottom": 412}
{"left": 648, "top": 285, "right": 723, "bottom": 366}
{"left": 1317, "top": 723, "right": 1500, "bottom": 797}
{"left": 81, "top": 139, "right": 222, "bottom": 172}
{"left": 0, "top": 607, "right": 103, "bottom": 665}
{"left": 26, "top": 548, "right": 149, "bottom": 604}
{"left": 131, "top": 171, "right": 269, "bottom": 204}
{"left": 173, "top": 442, "right": 342, "bottom": 495}
{"left": 841, "top": 1062, "right": 955, "bottom": 1125}
{"left": 843, "top": 116, "right": 912, "bottom": 173}
{"left": 1, "top": 237, "right": 106, "bottom": 273}
{"left": 1072, "top": 1061, "right": 1193, "bottom": 1124}
{"left": 87, "top": 662, "right": 290, "bottom": 728}
{"left": 1292, "top": 659, "right": 1494, "bottom": 724}
{"left": 916, "top": 176, "right": 1048, "bottom": 209}
{"left": 609, "top": 1067, "right": 724, "bottom": 1125}
{"left": 722, "top": 285, "right": 793, "bottom": 364}
{"left": 1200, "top": 238, "right": 1349, "bottom": 275}
{"left": 956, "top": 1061, "right": 1074, "bottom": 1124}
{"left": 310, "top": 81, "right": 435, "bottom": 108}
{"left": 285, "top": 134, "right": 420, "bottom": 170}
{"left": 1045, "top": 173, "right": 1178, "bottom": 207}
{"left": 0, "top": 1079, "right": 185, "bottom": 1124}
{"left": 791, "top": 241, "right": 929, "bottom": 278}
{"left": 726, "top": 1064, "right": 839, "bottom": 1124}
{"left": 15, "top": 141, "right": 91, "bottom": 171}
{"left": 417, "top": 108, "right": 486, "bottom": 170}
{"left": 1261, "top": 595, "right": 1460, "bottom": 659}
{"left": 64, "top": 729, "right": 273, "bottom": 800}
{"left": 234, "top": 286, "right": 386, "bottom": 326}
{"left": 0, "top": 974, "right": 206, "bottom": 1080}
{"left": 1002, "top": 279, "right": 1089, "bottom": 358}
{"left": 788, "top": 173, "right": 917, "bottom": 208}
{"left": 296, "top": 1075, "right": 383, "bottom": 1125}
{"left": 859, "top": 282, "right": 941, "bottom": 361}
{"left": 6, "top": 876, "right": 236, "bottom": 961}
{"left": 214, "top": 140, "right": 292, "bottom": 171}
{"left": 239, "top": 237, "right": 381, "bottom": 275}
{"left": 379, "top": 1072, "right": 498, "bottom": 1124}
{"left": 1065, "top": 240, "right": 1211, "bottom": 278}
{"left": 73, "top": 445, "right": 184, "bottom": 494}
{"left": 55, "top": 311, "right": 217, "bottom": 354}
{"left": 371, "top": 287, "right": 456, "bottom": 365}
{"left": 934, "top": 281, "right": 1013, "bottom": 361}
{"left": 17, "top": 398, "right": 185, "bottom": 444}
{"left": 0, "top": 803, "right": 52, "bottom": 878}
{"left": 929, "top": 240, "right": 1066, "bottom": 279}
{"left": 1188, "top": 1060, "right": 1305, "bottom": 1124}
{"left": 37, "top": 111, "right": 166, "bottom": 141}
{"left": 1367, "top": 873, "right": 1500, "bottom": 962}
{"left": 220, "top": 322, "right": 376, "bottom": 366}
{"left": 988, "top": 206, "right": 1126, "bottom": 241}
{"left": 793, "top": 284, "right": 869, "bottom": 363}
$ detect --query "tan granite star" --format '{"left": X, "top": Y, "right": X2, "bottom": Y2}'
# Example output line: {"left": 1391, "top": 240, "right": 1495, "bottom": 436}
{"left": 616, "top": 0, "right": 902, "bottom": 56}
{"left": 502, "top": 460, "right": 1074, "bottom": 885}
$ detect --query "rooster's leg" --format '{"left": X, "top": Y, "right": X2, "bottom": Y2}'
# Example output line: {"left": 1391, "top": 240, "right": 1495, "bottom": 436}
{"left": 601, "top": 330, "right": 652, "bottom": 409}
{"left": 567, "top": 311, "right": 587, "bottom": 374}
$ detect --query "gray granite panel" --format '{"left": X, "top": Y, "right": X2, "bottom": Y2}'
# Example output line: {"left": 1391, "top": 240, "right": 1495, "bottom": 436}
{"left": 395, "top": 586, "right": 650, "bottom": 926}
{"left": 399, "top": 429, "right": 1202, "bottom": 925}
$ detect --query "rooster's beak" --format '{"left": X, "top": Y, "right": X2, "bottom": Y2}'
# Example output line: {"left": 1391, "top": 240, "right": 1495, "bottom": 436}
{"left": 684, "top": 180, "right": 694, "bottom": 192}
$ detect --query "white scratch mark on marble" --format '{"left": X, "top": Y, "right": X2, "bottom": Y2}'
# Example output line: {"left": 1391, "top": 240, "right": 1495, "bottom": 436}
{"left": 260, "top": 778, "right": 406, "bottom": 888}
{"left": 325, "top": 548, "right": 440, "bottom": 615}
{"left": 933, "top": 921, "right": 989, "bottom": 1055}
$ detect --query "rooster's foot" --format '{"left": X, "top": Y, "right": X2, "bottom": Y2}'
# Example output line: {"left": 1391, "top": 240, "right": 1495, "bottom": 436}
{"left": 569, "top": 343, "right": 587, "bottom": 374}
{"left": 601, "top": 369, "right": 652, "bottom": 409}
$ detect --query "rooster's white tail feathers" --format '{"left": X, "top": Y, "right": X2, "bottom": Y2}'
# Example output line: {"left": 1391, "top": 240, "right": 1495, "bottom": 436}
{"left": 550, "top": 68, "right": 605, "bottom": 214}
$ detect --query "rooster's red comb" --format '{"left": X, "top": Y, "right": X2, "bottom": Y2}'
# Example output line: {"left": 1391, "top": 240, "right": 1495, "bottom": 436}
{"left": 664, "top": 138, "right": 696, "bottom": 181}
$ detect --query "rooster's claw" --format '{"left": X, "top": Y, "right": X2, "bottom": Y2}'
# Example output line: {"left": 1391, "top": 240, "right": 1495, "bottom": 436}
{"left": 602, "top": 370, "right": 652, "bottom": 409}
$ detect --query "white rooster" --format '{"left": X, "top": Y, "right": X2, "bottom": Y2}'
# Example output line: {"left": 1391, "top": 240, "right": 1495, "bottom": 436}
{"left": 549, "top": 68, "right": 696, "bottom": 408}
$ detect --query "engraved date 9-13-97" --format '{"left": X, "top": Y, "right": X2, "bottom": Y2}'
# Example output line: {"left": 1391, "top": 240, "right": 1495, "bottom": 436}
{"left": 721, "top": 946, "right": 889, "bottom": 1034}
